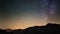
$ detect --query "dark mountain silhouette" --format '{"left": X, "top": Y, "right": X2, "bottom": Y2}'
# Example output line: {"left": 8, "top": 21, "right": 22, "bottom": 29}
{"left": 0, "top": 23, "right": 60, "bottom": 34}
{"left": 11, "top": 29, "right": 23, "bottom": 34}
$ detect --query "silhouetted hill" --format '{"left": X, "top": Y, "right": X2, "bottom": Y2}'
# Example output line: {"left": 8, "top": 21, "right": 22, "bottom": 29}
{"left": 0, "top": 23, "right": 60, "bottom": 34}
{"left": 11, "top": 29, "right": 23, "bottom": 34}
{"left": 23, "top": 23, "right": 60, "bottom": 34}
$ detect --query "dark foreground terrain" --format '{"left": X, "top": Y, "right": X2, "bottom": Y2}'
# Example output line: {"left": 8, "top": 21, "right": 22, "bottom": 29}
{"left": 0, "top": 23, "right": 60, "bottom": 34}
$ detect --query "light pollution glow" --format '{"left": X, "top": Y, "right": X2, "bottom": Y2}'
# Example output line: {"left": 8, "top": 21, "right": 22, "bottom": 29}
{"left": 0, "top": 14, "right": 47, "bottom": 29}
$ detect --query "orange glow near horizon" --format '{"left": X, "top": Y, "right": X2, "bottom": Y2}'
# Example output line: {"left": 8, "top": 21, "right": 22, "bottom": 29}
{"left": 0, "top": 23, "right": 47, "bottom": 29}
{"left": 0, "top": 15, "right": 47, "bottom": 29}
{"left": 0, "top": 15, "right": 60, "bottom": 29}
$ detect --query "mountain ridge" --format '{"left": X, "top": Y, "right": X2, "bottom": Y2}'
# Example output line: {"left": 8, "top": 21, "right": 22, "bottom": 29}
{"left": 0, "top": 23, "right": 60, "bottom": 34}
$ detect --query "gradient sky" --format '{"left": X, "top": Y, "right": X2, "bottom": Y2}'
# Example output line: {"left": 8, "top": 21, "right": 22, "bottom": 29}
{"left": 0, "top": 0, "right": 60, "bottom": 29}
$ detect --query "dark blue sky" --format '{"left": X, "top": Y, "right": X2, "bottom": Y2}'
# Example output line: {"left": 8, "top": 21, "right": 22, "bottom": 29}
{"left": 0, "top": 0, "right": 60, "bottom": 29}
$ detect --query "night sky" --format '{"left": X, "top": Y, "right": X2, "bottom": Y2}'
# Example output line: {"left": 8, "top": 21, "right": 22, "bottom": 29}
{"left": 0, "top": 0, "right": 60, "bottom": 29}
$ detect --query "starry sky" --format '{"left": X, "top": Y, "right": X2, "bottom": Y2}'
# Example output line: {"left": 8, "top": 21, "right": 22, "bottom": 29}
{"left": 0, "top": 0, "right": 60, "bottom": 29}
